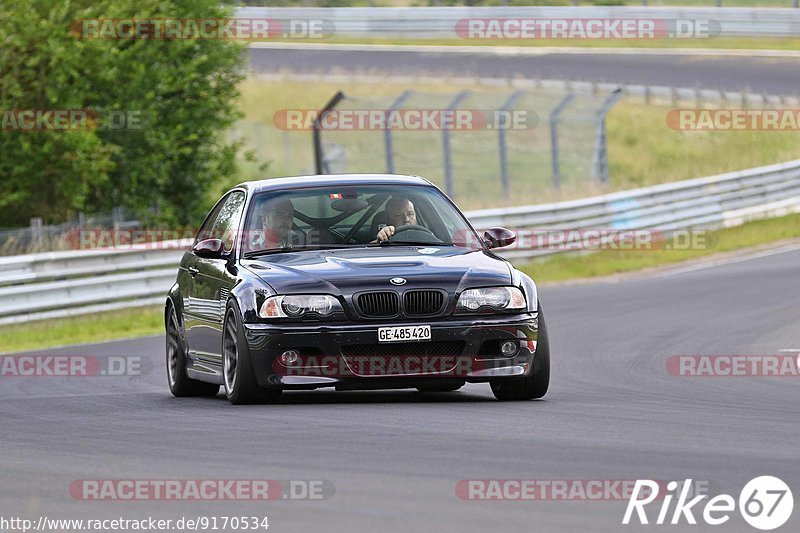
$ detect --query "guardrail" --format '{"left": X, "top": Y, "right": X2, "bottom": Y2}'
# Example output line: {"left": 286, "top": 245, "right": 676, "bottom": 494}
{"left": 236, "top": 6, "right": 800, "bottom": 38}
{"left": 0, "top": 242, "right": 190, "bottom": 325}
{"left": 2, "top": 160, "right": 800, "bottom": 324}
{"left": 472, "top": 159, "right": 800, "bottom": 260}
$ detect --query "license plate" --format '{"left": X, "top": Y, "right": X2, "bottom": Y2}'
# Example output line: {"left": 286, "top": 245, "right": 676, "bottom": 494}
{"left": 378, "top": 325, "right": 431, "bottom": 343}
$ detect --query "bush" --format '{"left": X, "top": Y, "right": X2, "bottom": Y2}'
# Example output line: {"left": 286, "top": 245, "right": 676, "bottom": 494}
{"left": 0, "top": 0, "right": 246, "bottom": 227}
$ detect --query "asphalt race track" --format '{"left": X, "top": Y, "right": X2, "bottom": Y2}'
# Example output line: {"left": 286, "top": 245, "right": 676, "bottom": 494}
{"left": 249, "top": 46, "right": 800, "bottom": 96}
{"left": 2, "top": 246, "right": 798, "bottom": 533}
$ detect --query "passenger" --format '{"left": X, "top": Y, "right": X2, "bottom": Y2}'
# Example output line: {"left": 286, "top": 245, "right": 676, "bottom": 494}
{"left": 250, "top": 196, "right": 303, "bottom": 250}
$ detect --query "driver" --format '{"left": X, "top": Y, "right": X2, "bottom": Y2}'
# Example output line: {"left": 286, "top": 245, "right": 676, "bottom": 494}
{"left": 375, "top": 197, "right": 417, "bottom": 242}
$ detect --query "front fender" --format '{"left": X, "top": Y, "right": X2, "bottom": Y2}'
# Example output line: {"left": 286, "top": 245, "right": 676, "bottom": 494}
{"left": 513, "top": 270, "right": 539, "bottom": 314}
{"left": 231, "top": 278, "right": 272, "bottom": 324}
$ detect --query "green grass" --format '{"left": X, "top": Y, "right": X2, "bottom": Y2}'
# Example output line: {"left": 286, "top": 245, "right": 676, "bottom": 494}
{"left": 0, "top": 306, "right": 164, "bottom": 354}
{"left": 518, "top": 211, "right": 800, "bottom": 283}
{"left": 606, "top": 102, "right": 800, "bottom": 189}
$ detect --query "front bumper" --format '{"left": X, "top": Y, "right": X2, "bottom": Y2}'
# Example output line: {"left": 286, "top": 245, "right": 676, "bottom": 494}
{"left": 243, "top": 313, "right": 539, "bottom": 390}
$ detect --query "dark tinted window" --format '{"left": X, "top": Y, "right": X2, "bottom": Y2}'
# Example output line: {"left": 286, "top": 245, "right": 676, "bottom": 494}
{"left": 196, "top": 191, "right": 246, "bottom": 252}
{"left": 209, "top": 192, "right": 246, "bottom": 252}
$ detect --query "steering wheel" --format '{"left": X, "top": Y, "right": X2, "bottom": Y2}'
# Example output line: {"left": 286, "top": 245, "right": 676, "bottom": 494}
{"left": 388, "top": 224, "right": 440, "bottom": 243}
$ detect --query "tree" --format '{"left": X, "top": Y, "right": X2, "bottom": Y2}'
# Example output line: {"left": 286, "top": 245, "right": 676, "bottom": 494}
{"left": 0, "top": 0, "right": 246, "bottom": 227}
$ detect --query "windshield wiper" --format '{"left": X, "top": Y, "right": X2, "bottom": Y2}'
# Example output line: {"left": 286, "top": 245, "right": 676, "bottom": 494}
{"left": 243, "top": 245, "right": 356, "bottom": 258}
{"left": 375, "top": 241, "right": 453, "bottom": 246}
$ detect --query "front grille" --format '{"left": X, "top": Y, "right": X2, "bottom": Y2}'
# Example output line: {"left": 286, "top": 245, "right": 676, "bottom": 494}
{"left": 356, "top": 291, "right": 399, "bottom": 318}
{"left": 342, "top": 341, "right": 466, "bottom": 376}
{"left": 341, "top": 341, "right": 465, "bottom": 358}
{"left": 404, "top": 290, "right": 445, "bottom": 316}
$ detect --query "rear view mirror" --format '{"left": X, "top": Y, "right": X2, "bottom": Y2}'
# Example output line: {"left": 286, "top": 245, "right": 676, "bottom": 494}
{"left": 193, "top": 238, "right": 225, "bottom": 259}
{"left": 483, "top": 227, "right": 516, "bottom": 249}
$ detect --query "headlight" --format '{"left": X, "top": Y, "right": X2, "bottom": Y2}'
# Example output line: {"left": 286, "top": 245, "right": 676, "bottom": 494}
{"left": 455, "top": 286, "right": 526, "bottom": 314}
{"left": 259, "top": 295, "right": 342, "bottom": 319}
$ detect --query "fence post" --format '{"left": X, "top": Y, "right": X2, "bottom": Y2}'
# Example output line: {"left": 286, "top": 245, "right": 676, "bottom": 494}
{"left": 30, "top": 217, "right": 43, "bottom": 247}
{"left": 384, "top": 91, "right": 413, "bottom": 174}
{"left": 442, "top": 91, "right": 470, "bottom": 198}
{"left": 549, "top": 93, "right": 575, "bottom": 189}
{"left": 497, "top": 90, "right": 525, "bottom": 200}
{"left": 313, "top": 91, "right": 346, "bottom": 175}
{"left": 591, "top": 89, "right": 623, "bottom": 184}
{"left": 112, "top": 206, "right": 123, "bottom": 230}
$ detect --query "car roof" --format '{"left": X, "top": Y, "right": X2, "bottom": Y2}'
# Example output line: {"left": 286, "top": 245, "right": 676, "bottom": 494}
{"left": 237, "top": 174, "right": 434, "bottom": 194}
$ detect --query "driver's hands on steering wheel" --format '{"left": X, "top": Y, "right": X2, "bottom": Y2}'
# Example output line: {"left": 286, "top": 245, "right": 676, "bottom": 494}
{"left": 376, "top": 225, "right": 395, "bottom": 242}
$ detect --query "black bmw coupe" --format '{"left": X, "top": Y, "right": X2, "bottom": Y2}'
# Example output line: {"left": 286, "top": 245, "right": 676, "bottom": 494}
{"left": 166, "top": 174, "right": 549, "bottom": 404}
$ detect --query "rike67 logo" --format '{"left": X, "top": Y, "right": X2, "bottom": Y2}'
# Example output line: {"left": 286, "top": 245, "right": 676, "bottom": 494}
{"left": 623, "top": 476, "right": 793, "bottom": 530}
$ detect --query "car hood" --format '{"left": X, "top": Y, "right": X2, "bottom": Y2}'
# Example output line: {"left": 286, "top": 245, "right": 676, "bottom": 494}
{"left": 241, "top": 246, "right": 512, "bottom": 295}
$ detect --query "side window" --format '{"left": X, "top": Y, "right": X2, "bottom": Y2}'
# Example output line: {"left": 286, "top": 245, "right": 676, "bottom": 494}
{"left": 208, "top": 192, "right": 246, "bottom": 252}
{"left": 195, "top": 199, "right": 227, "bottom": 246}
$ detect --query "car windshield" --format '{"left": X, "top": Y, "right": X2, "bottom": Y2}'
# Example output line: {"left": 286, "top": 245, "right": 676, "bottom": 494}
{"left": 241, "top": 184, "right": 482, "bottom": 256}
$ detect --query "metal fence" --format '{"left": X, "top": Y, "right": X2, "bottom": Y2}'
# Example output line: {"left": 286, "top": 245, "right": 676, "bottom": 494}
{"left": 0, "top": 208, "right": 140, "bottom": 256}
{"left": 238, "top": 72, "right": 799, "bottom": 207}
{"left": 309, "top": 87, "right": 622, "bottom": 207}
{"left": 2, "top": 158, "right": 800, "bottom": 325}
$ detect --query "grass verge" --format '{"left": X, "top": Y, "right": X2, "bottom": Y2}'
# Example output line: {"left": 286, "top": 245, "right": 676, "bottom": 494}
{"left": 3, "top": 212, "right": 800, "bottom": 352}
{"left": 518, "top": 212, "right": 800, "bottom": 283}
{"left": 0, "top": 306, "right": 164, "bottom": 355}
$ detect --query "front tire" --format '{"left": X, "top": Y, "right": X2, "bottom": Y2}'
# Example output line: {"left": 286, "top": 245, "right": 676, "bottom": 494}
{"left": 491, "top": 305, "right": 550, "bottom": 401}
{"left": 166, "top": 305, "right": 220, "bottom": 398}
{"left": 223, "top": 305, "right": 282, "bottom": 405}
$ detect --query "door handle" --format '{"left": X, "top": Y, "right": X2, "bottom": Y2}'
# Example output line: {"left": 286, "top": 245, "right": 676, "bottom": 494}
{"left": 188, "top": 267, "right": 199, "bottom": 277}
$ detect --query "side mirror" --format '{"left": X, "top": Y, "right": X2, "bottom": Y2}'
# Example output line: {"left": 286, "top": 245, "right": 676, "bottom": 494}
{"left": 483, "top": 227, "right": 516, "bottom": 249}
{"left": 193, "top": 238, "right": 226, "bottom": 259}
